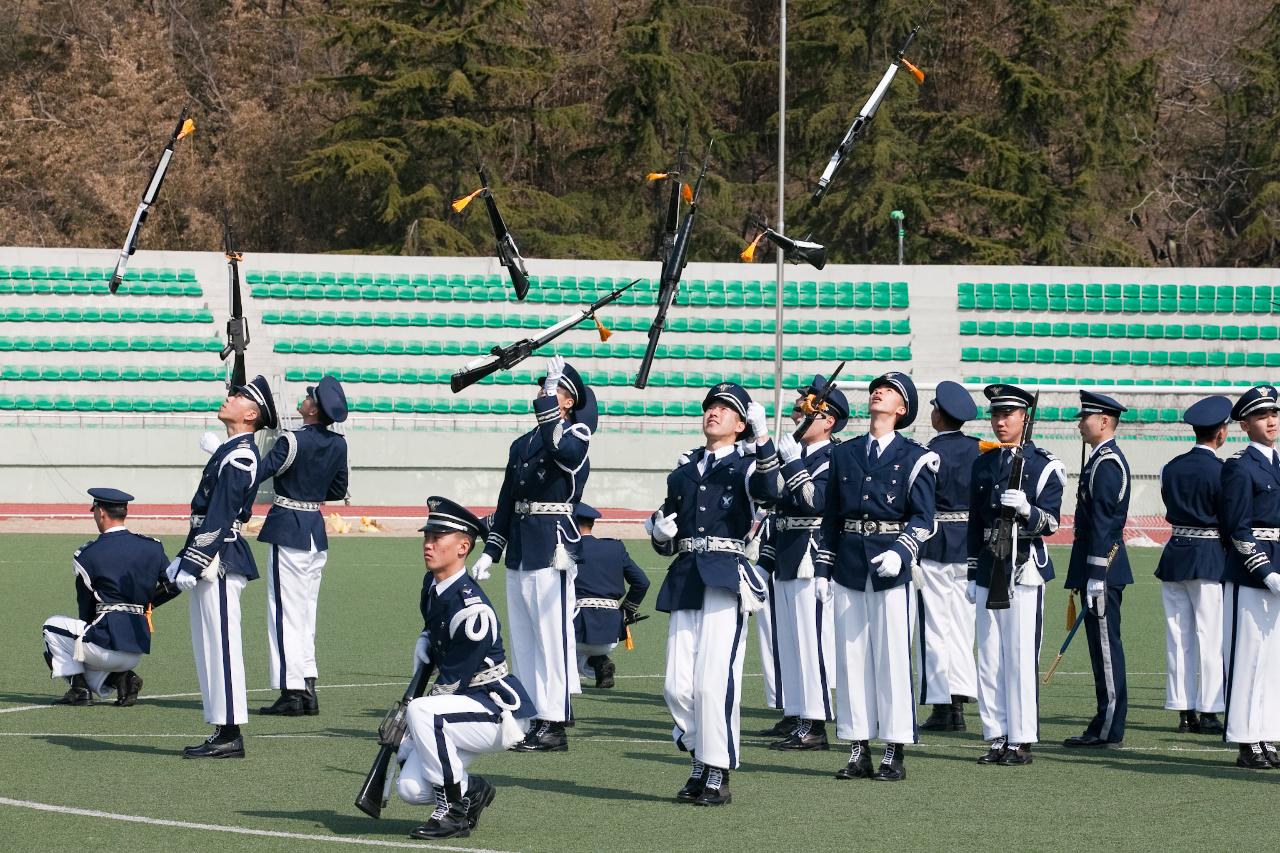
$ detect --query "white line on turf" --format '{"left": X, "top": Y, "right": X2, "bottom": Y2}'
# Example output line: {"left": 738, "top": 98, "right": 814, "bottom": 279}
{"left": 0, "top": 796, "right": 519, "bottom": 853}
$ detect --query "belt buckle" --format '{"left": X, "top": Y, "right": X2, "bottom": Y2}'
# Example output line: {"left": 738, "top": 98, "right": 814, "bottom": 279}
{"left": 515, "top": 500, "right": 530, "bottom": 515}
{"left": 692, "top": 536, "right": 707, "bottom": 552}
{"left": 864, "top": 520, "right": 879, "bottom": 535}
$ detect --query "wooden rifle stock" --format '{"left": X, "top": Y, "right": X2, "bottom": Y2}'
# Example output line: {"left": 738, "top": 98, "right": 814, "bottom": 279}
{"left": 354, "top": 660, "right": 434, "bottom": 819}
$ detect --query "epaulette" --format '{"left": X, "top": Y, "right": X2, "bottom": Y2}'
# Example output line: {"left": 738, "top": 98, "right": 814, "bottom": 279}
{"left": 677, "top": 446, "right": 702, "bottom": 467}
{"left": 1231, "top": 448, "right": 1247, "bottom": 459}
{"left": 1096, "top": 445, "right": 1116, "bottom": 457}
{"left": 131, "top": 532, "right": 165, "bottom": 545}
{"left": 73, "top": 538, "right": 96, "bottom": 557}
{"left": 902, "top": 435, "right": 925, "bottom": 448}
{"left": 1035, "top": 447, "right": 1059, "bottom": 462}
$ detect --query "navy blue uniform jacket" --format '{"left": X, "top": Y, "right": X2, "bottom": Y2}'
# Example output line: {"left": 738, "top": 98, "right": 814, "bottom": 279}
{"left": 574, "top": 535, "right": 650, "bottom": 644}
{"left": 1220, "top": 445, "right": 1280, "bottom": 590}
{"left": 179, "top": 433, "right": 262, "bottom": 580}
{"left": 1066, "top": 439, "right": 1133, "bottom": 589}
{"left": 966, "top": 443, "right": 1065, "bottom": 588}
{"left": 920, "top": 431, "right": 981, "bottom": 564}
{"left": 1155, "top": 446, "right": 1226, "bottom": 582}
{"left": 761, "top": 440, "right": 835, "bottom": 580}
{"left": 74, "top": 528, "right": 170, "bottom": 654}
{"left": 258, "top": 424, "right": 349, "bottom": 551}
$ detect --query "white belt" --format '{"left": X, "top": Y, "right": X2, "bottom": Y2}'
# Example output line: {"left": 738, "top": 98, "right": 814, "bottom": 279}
{"left": 514, "top": 501, "right": 573, "bottom": 516}
{"left": 190, "top": 515, "right": 244, "bottom": 531}
{"left": 577, "top": 597, "right": 620, "bottom": 609}
{"left": 776, "top": 516, "right": 821, "bottom": 531}
{"left": 274, "top": 496, "right": 320, "bottom": 512}
{"left": 1254, "top": 528, "right": 1280, "bottom": 541}
{"left": 95, "top": 603, "right": 145, "bottom": 616}
{"left": 468, "top": 661, "right": 509, "bottom": 688}
{"left": 936, "top": 511, "right": 969, "bottom": 523}
{"left": 842, "top": 519, "right": 903, "bottom": 536}
{"left": 1172, "top": 526, "right": 1219, "bottom": 539}
{"left": 677, "top": 536, "right": 745, "bottom": 555}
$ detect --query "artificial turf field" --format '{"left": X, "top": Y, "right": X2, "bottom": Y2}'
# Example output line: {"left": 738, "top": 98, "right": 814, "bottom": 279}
{"left": 0, "top": 534, "right": 1271, "bottom": 852}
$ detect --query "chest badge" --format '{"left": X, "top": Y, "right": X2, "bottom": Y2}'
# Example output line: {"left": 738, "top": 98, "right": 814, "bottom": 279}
{"left": 893, "top": 464, "right": 900, "bottom": 471}
{"left": 721, "top": 494, "right": 734, "bottom": 509}
{"left": 886, "top": 493, "right": 896, "bottom": 504}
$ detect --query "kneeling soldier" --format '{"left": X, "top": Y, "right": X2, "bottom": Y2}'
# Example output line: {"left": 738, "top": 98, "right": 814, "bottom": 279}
{"left": 395, "top": 497, "right": 534, "bottom": 839}
{"left": 572, "top": 503, "right": 650, "bottom": 688}
{"left": 42, "top": 488, "right": 172, "bottom": 706}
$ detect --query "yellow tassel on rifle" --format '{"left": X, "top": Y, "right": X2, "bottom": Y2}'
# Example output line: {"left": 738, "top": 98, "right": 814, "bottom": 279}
{"left": 681, "top": 183, "right": 693, "bottom": 204}
{"left": 625, "top": 626, "right": 635, "bottom": 651}
{"left": 594, "top": 316, "right": 612, "bottom": 342}
{"left": 979, "top": 440, "right": 1018, "bottom": 453}
{"left": 452, "top": 187, "right": 484, "bottom": 213}
{"left": 1066, "top": 592, "right": 1077, "bottom": 631}
{"left": 646, "top": 171, "right": 668, "bottom": 182}
{"left": 178, "top": 118, "right": 196, "bottom": 140}
{"left": 145, "top": 603, "right": 153, "bottom": 633}
{"left": 741, "top": 232, "right": 764, "bottom": 263}
{"left": 902, "top": 57, "right": 926, "bottom": 84}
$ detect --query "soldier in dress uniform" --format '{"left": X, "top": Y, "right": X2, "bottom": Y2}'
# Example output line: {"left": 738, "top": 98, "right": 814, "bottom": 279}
{"left": 1155, "top": 395, "right": 1230, "bottom": 736}
{"left": 651, "top": 381, "right": 779, "bottom": 806}
{"left": 41, "top": 488, "right": 172, "bottom": 706}
{"left": 167, "top": 375, "right": 277, "bottom": 758}
{"left": 966, "top": 385, "right": 1065, "bottom": 766}
{"left": 818, "top": 372, "right": 939, "bottom": 782}
{"left": 571, "top": 503, "right": 650, "bottom": 688}
{"left": 1219, "top": 385, "right": 1280, "bottom": 769}
{"left": 1063, "top": 390, "right": 1132, "bottom": 749}
{"left": 917, "top": 380, "right": 980, "bottom": 732}
{"left": 396, "top": 497, "right": 535, "bottom": 839}
{"left": 469, "top": 356, "right": 595, "bottom": 752}
{"left": 257, "top": 375, "right": 350, "bottom": 717}
{"left": 762, "top": 374, "right": 848, "bottom": 751}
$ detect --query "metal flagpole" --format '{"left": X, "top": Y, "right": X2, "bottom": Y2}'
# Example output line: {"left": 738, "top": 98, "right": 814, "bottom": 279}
{"left": 772, "top": 0, "right": 787, "bottom": 436}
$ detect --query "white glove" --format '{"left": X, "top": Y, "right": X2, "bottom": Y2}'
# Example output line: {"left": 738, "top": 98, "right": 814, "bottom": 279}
{"left": 814, "top": 576, "right": 833, "bottom": 603}
{"left": 413, "top": 631, "right": 431, "bottom": 670}
{"left": 871, "top": 549, "right": 903, "bottom": 579}
{"left": 651, "top": 511, "right": 678, "bottom": 543}
{"left": 1085, "top": 578, "right": 1106, "bottom": 617}
{"left": 469, "top": 553, "right": 493, "bottom": 581}
{"left": 175, "top": 570, "right": 199, "bottom": 591}
{"left": 746, "top": 401, "right": 769, "bottom": 441}
{"left": 1265, "top": 573, "right": 1280, "bottom": 594}
{"left": 199, "top": 431, "right": 221, "bottom": 455}
{"left": 1000, "top": 489, "right": 1032, "bottom": 518}
{"left": 966, "top": 580, "right": 978, "bottom": 604}
{"left": 778, "top": 433, "right": 802, "bottom": 464}
{"left": 164, "top": 557, "right": 182, "bottom": 583}
{"left": 542, "top": 355, "right": 566, "bottom": 396}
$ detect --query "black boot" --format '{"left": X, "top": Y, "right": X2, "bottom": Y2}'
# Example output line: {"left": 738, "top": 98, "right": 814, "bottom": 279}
{"left": 258, "top": 690, "right": 307, "bottom": 716}
{"left": 977, "top": 736, "right": 1007, "bottom": 764}
{"left": 693, "top": 767, "right": 731, "bottom": 806}
{"left": 114, "top": 670, "right": 144, "bottom": 707}
{"left": 1237, "top": 742, "right": 1273, "bottom": 770}
{"left": 919, "top": 704, "right": 953, "bottom": 731}
{"left": 1264, "top": 742, "right": 1280, "bottom": 769}
{"left": 183, "top": 724, "right": 245, "bottom": 759}
{"left": 948, "top": 701, "right": 967, "bottom": 731}
{"left": 587, "top": 655, "right": 616, "bottom": 689}
{"left": 513, "top": 719, "right": 568, "bottom": 752}
{"left": 999, "top": 743, "right": 1033, "bottom": 766}
{"left": 303, "top": 677, "right": 319, "bottom": 715}
{"left": 53, "top": 673, "right": 93, "bottom": 706}
{"left": 758, "top": 716, "right": 798, "bottom": 738}
{"left": 835, "top": 740, "right": 873, "bottom": 779}
{"left": 410, "top": 784, "right": 472, "bottom": 839}
{"left": 771, "top": 718, "right": 830, "bottom": 750}
{"left": 1198, "top": 712, "right": 1224, "bottom": 735}
{"left": 871, "top": 743, "right": 906, "bottom": 782}
{"left": 1178, "top": 710, "right": 1201, "bottom": 733}
{"left": 464, "top": 776, "right": 496, "bottom": 829}
{"left": 677, "top": 756, "right": 707, "bottom": 803}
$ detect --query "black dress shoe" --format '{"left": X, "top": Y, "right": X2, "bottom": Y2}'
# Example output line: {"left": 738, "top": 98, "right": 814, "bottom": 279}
{"left": 303, "top": 677, "right": 319, "bottom": 715}
{"left": 977, "top": 737, "right": 1007, "bottom": 764}
{"left": 999, "top": 744, "right": 1033, "bottom": 766}
{"left": 53, "top": 674, "right": 93, "bottom": 706}
{"left": 258, "top": 690, "right": 307, "bottom": 716}
{"left": 1062, "top": 734, "right": 1119, "bottom": 748}
{"left": 1237, "top": 743, "right": 1274, "bottom": 770}
{"left": 677, "top": 758, "right": 706, "bottom": 802}
{"left": 410, "top": 800, "right": 472, "bottom": 839}
{"left": 595, "top": 657, "right": 616, "bottom": 690}
{"left": 1263, "top": 742, "right": 1280, "bottom": 768}
{"left": 465, "top": 776, "right": 495, "bottom": 829}
{"left": 183, "top": 736, "right": 245, "bottom": 759}
{"left": 758, "top": 716, "right": 798, "bottom": 738}
{"left": 1178, "top": 710, "right": 1200, "bottom": 733}
{"left": 1197, "top": 713, "right": 1224, "bottom": 736}
{"left": 693, "top": 768, "right": 731, "bottom": 806}
{"left": 114, "top": 670, "right": 143, "bottom": 707}
{"left": 835, "top": 740, "right": 873, "bottom": 779}
{"left": 770, "top": 719, "right": 830, "bottom": 750}
{"left": 871, "top": 744, "right": 906, "bottom": 782}
{"left": 513, "top": 720, "right": 568, "bottom": 752}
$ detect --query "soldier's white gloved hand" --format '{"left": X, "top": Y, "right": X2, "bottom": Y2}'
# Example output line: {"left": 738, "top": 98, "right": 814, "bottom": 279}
{"left": 1265, "top": 573, "right": 1280, "bottom": 595}
{"left": 542, "top": 355, "right": 566, "bottom": 396}
{"left": 413, "top": 631, "right": 431, "bottom": 670}
{"left": 199, "top": 431, "right": 221, "bottom": 455}
{"left": 871, "top": 549, "right": 902, "bottom": 579}
{"left": 966, "top": 580, "right": 978, "bottom": 604}
{"left": 745, "top": 402, "right": 769, "bottom": 442}
{"left": 175, "top": 570, "right": 199, "bottom": 591}
{"left": 651, "top": 511, "right": 679, "bottom": 543}
{"left": 1085, "top": 578, "right": 1106, "bottom": 617}
{"left": 164, "top": 557, "right": 182, "bottom": 583}
{"left": 814, "top": 576, "right": 833, "bottom": 603}
{"left": 469, "top": 553, "right": 493, "bottom": 581}
{"left": 999, "top": 488, "right": 1032, "bottom": 518}
{"left": 777, "top": 433, "right": 802, "bottom": 464}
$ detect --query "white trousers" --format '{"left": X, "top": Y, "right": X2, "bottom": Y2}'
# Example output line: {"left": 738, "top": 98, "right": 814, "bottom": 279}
{"left": 507, "top": 567, "right": 576, "bottom": 721}
{"left": 266, "top": 543, "right": 327, "bottom": 690}
{"left": 757, "top": 577, "right": 780, "bottom": 709}
{"left": 664, "top": 587, "right": 748, "bottom": 769}
{"left": 833, "top": 578, "right": 916, "bottom": 745}
{"left": 577, "top": 642, "right": 618, "bottom": 678}
{"left": 1161, "top": 579, "right": 1225, "bottom": 713}
{"left": 775, "top": 578, "right": 835, "bottom": 720}
{"left": 398, "top": 694, "right": 528, "bottom": 803}
{"left": 190, "top": 573, "right": 248, "bottom": 726}
{"left": 42, "top": 616, "right": 141, "bottom": 697}
{"left": 975, "top": 584, "right": 1043, "bottom": 744}
{"left": 1223, "top": 582, "right": 1280, "bottom": 744}
{"left": 916, "top": 559, "right": 978, "bottom": 703}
